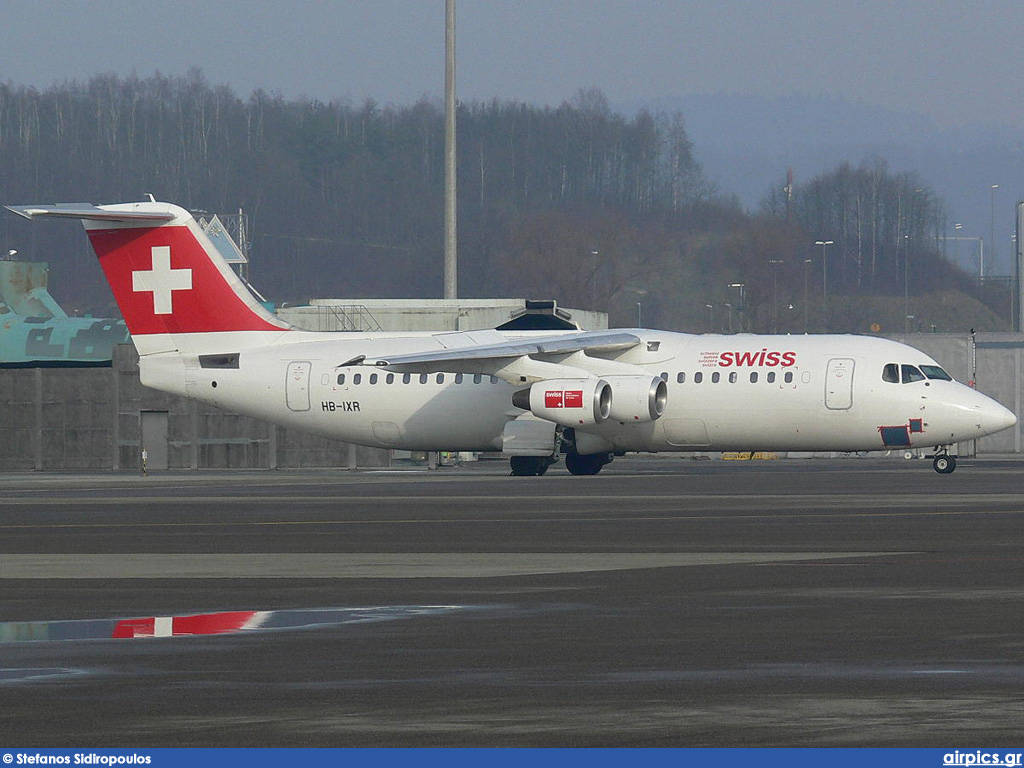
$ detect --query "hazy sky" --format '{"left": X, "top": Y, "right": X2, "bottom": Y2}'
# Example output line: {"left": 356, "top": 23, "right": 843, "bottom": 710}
{"left": 2, "top": 0, "right": 1023, "bottom": 128}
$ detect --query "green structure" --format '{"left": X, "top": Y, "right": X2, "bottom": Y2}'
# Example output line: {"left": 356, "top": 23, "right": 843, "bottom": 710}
{"left": 0, "top": 259, "right": 129, "bottom": 367}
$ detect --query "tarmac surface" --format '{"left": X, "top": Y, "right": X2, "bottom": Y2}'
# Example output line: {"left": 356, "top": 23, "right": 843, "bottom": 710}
{"left": 2, "top": 456, "right": 1024, "bottom": 747}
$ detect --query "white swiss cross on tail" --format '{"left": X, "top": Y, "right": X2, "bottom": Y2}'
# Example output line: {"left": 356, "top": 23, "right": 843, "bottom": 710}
{"left": 132, "top": 246, "right": 193, "bottom": 314}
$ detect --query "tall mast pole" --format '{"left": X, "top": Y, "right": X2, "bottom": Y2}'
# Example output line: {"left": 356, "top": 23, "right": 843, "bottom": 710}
{"left": 444, "top": 0, "right": 458, "bottom": 299}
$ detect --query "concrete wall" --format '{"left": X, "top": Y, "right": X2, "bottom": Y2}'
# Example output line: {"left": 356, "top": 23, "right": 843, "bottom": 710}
{"left": 280, "top": 299, "right": 609, "bottom": 333}
{"left": 0, "top": 345, "right": 391, "bottom": 471}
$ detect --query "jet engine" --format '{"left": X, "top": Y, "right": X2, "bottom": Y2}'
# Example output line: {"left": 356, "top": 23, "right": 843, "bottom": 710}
{"left": 604, "top": 374, "right": 668, "bottom": 422}
{"left": 512, "top": 377, "right": 611, "bottom": 427}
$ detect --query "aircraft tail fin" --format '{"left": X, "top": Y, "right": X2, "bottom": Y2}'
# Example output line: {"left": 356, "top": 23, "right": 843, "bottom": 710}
{"left": 5, "top": 202, "right": 294, "bottom": 355}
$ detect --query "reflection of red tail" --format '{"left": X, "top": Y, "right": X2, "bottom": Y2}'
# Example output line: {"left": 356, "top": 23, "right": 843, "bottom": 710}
{"left": 6, "top": 202, "right": 292, "bottom": 340}
{"left": 112, "top": 610, "right": 264, "bottom": 638}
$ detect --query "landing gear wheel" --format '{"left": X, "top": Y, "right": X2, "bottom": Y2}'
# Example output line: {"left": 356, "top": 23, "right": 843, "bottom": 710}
{"left": 933, "top": 454, "right": 956, "bottom": 474}
{"left": 565, "top": 452, "right": 609, "bottom": 476}
{"left": 510, "top": 456, "right": 551, "bottom": 476}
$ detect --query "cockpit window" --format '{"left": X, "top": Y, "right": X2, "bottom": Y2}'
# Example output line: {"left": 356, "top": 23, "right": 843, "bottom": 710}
{"left": 882, "top": 363, "right": 899, "bottom": 383}
{"left": 920, "top": 365, "right": 952, "bottom": 381}
{"left": 901, "top": 364, "right": 926, "bottom": 384}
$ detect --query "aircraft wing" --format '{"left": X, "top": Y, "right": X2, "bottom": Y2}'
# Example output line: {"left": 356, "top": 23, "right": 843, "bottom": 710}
{"left": 347, "top": 330, "right": 644, "bottom": 382}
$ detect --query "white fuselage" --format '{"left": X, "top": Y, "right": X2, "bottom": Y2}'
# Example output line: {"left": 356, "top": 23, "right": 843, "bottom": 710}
{"left": 138, "top": 329, "right": 1013, "bottom": 454}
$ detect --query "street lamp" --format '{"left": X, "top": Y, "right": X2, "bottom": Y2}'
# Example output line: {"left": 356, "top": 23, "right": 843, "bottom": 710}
{"left": 768, "top": 259, "right": 784, "bottom": 332}
{"left": 728, "top": 283, "right": 745, "bottom": 332}
{"left": 903, "top": 235, "right": 911, "bottom": 334}
{"left": 802, "top": 258, "right": 812, "bottom": 332}
{"left": 815, "top": 240, "right": 834, "bottom": 329}
{"left": 724, "top": 302, "right": 733, "bottom": 333}
{"left": 990, "top": 185, "right": 999, "bottom": 279}
{"left": 705, "top": 303, "right": 714, "bottom": 332}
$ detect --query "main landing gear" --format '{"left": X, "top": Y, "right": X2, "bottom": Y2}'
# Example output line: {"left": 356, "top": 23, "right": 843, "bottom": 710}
{"left": 565, "top": 451, "right": 613, "bottom": 476}
{"left": 931, "top": 448, "right": 957, "bottom": 474}
{"left": 509, "top": 456, "right": 554, "bottom": 476}
{"left": 508, "top": 452, "right": 613, "bottom": 476}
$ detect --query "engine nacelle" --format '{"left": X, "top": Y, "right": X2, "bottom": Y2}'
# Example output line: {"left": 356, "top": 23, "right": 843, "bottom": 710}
{"left": 512, "top": 378, "right": 611, "bottom": 427}
{"left": 604, "top": 374, "right": 668, "bottom": 422}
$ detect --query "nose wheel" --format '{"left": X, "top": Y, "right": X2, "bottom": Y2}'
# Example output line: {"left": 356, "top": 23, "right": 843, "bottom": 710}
{"left": 932, "top": 454, "right": 956, "bottom": 474}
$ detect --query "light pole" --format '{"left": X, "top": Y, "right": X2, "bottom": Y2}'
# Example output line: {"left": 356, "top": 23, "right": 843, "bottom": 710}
{"left": 627, "top": 286, "right": 646, "bottom": 328}
{"left": 990, "top": 184, "right": 999, "bottom": 279}
{"left": 903, "top": 235, "right": 910, "bottom": 334}
{"left": 954, "top": 222, "right": 962, "bottom": 268}
{"left": 768, "top": 259, "right": 784, "bottom": 332}
{"left": 815, "top": 240, "right": 833, "bottom": 329}
{"left": 724, "top": 302, "right": 733, "bottom": 333}
{"left": 705, "top": 303, "right": 714, "bottom": 332}
{"left": 728, "top": 283, "right": 745, "bottom": 332}
{"left": 802, "top": 258, "right": 812, "bottom": 332}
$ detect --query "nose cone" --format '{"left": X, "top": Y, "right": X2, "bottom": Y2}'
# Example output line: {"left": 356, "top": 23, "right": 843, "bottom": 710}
{"left": 978, "top": 398, "right": 1017, "bottom": 437}
{"left": 940, "top": 386, "right": 1018, "bottom": 441}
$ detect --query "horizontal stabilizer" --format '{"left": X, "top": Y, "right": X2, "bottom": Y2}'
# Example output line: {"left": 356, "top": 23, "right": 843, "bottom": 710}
{"left": 5, "top": 203, "right": 176, "bottom": 223}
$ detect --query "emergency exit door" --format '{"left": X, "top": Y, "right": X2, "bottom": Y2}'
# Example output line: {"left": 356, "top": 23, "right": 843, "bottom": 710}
{"left": 825, "top": 358, "right": 855, "bottom": 410}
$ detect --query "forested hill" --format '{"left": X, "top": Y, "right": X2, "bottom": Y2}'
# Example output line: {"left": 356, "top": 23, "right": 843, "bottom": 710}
{"left": 0, "top": 72, "right": 1007, "bottom": 332}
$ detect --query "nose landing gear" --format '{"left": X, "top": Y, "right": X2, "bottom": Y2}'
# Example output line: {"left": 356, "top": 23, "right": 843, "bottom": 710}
{"left": 931, "top": 449, "right": 956, "bottom": 474}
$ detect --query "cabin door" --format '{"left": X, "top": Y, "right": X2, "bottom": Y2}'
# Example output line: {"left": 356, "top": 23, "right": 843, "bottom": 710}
{"left": 286, "top": 361, "right": 312, "bottom": 411}
{"left": 825, "top": 358, "right": 855, "bottom": 410}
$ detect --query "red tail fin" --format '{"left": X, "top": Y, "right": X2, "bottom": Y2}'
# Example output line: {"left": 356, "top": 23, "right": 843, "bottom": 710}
{"left": 6, "top": 202, "right": 291, "bottom": 347}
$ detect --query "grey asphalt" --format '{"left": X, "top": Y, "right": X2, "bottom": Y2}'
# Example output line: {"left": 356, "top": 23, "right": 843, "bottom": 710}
{"left": 1, "top": 456, "right": 1023, "bottom": 747}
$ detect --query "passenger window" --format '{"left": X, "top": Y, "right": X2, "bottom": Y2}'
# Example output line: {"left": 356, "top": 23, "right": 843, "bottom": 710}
{"left": 419, "top": 373, "right": 428, "bottom": 384}
{"left": 749, "top": 372, "right": 758, "bottom": 383}
{"left": 369, "top": 373, "right": 378, "bottom": 385}
{"left": 729, "top": 372, "right": 737, "bottom": 383}
{"left": 337, "top": 374, "right": 345, "bottom": 385}
{"left": 473, "top": 374, "right": 482, "bottom": 384}
{"left": 386, "top": 373, "right": 394, "bottom": 384}
{"left": 455, "top": 373, "right": 464, "bottom": 384}
{"left": 901, "top": 365, "right": 926, "bottom": 384}
{"left": 694, "top": 372, "right": 703, "bottom": 384}
{"left": 784, "top": 371, "right": 793, "bottom": 383}
{"left": 676, "top": 372, "right": 685, "bottom": 384}
{"left": 767, "top": 371, "right": 776, "bottom": 383}
{"left": 660, "top": 372, "right": 668, "bottom": 381}
{"left": 402, "top": 373, "right": 411, "bottom": 384}
{"left": 490, "top": 376, "right": 498, "bottom": 384}
{"left": 353, "top": 373, "right": 362, "bottom": 385}
{"left": 921, "top": 365, "right": 952, "bottom": 381}
{"left": 711, "top": 372, "right": 721, "bottom": 383}
{"left": 882, "top": 363, "right": 899, "bottom": 383}
{"left": 436, "top": 373, "right": 445, "bottom": 384}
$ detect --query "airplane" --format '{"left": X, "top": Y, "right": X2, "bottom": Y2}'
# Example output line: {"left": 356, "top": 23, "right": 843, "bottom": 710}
{"left": 5, "top": 200, "right": 1017, "bottom": 476}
